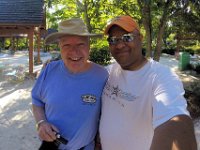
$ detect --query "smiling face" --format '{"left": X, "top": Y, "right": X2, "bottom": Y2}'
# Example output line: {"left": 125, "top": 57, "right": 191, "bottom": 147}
{"left": 59, "top": 35, "right": 91, "bottom": 73}
{"left": 108, "top": 25, "right": 145, "bottom": 70}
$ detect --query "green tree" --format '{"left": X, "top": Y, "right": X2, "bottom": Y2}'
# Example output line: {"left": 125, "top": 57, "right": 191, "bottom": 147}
{"left": 44, "top": 0, "right": 200, "bottom": 62}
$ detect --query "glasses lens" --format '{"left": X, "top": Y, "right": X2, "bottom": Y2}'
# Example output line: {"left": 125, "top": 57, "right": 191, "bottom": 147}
{"left": 122, "top": 34, "right": 134, "bottom": 42}
{"left": 108, "top": 34, "right": 134, "bottom": 45}
{"left": 107, "top": 37, "right": 117, "bottom": 45}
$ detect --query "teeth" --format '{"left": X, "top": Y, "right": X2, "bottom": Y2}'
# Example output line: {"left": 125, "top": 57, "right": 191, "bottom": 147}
{"left": 71, "top": 57, "right": 79, "bottom": 61}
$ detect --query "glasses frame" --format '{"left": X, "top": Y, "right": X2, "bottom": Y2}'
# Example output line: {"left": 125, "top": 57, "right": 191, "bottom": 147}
{"left": 107, "top": 33, "right": 136, "bottom": 45}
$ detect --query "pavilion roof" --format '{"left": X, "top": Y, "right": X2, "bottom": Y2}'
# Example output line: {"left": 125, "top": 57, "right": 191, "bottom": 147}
{"left": 0, "top": 0, "right": 45, "bottom": 26}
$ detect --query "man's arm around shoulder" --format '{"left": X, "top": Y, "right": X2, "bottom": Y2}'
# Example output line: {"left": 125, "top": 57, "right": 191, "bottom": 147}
{"left": 150, "top": 115, "right": 197, "bottom": 150}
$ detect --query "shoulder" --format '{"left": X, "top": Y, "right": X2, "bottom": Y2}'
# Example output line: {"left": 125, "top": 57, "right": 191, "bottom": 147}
{"left": 105, "top": 62, "right": 120, "bottom": 74}
{"left": 148, "top": 59, "right": 184, "bottom": 92}
{"left": 148, "top": 59, "right": 177, "bottom": 79}
{"left": 92, "top": 63, "right": 109, "bottom": 75}
{"left": 42, "top": 60, "right": 62, "bottom": 73}
{"left": 39, "top": 60, "right": 62, "bottom": 77}
{"left": 149, "top": 59, "right": 170, "bottom": 72}
{"left": 47, "top": 59, "right": 62, "bottom": 68}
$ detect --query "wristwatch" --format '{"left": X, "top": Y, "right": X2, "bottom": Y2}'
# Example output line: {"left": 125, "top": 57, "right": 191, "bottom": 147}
{"left": 36, "top": 120, "right": 46, "bottom": 130}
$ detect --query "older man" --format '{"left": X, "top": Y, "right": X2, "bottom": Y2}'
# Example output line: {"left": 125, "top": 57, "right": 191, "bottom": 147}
{"left": 32, "top": 18, "right": 108, "bottom": 150}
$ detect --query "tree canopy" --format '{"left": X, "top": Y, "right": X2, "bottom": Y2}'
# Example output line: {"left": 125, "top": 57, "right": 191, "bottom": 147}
{"left": 1, "top": 0, "right": 199, "bottom": 62}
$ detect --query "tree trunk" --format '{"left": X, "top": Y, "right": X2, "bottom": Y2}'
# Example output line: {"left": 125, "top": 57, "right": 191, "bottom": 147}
{"left": 153, "top": 2, "right": 170, "bottom": 61}
{"left": 153, "top": 22, "right": 166, "bottom": 61}
{"left": 137, "top": 0, "right": 152, "bottom": 58}
{"left": 83, "top": 0, "right": 92, "bottom": 33}
{"left": 175, "top": 35, "right": 181, "bottom": 59}
{"left": 142, "top": 4, "right": 152, "bottom": 58}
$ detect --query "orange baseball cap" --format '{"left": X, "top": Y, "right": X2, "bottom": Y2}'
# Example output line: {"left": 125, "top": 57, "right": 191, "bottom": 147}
{"left": 104, "top": 15, "right": 140, "bottom": 35}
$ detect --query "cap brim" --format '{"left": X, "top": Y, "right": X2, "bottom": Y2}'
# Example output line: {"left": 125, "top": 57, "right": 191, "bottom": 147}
{"left": 45, "top": 32, "right": 102, "bottom": 45}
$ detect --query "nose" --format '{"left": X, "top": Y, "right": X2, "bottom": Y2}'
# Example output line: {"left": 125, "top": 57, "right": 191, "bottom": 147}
{"left": 70, "top": 46, "right": 80, "bottom": 54}
{"left": 115, "top": 40, "right": 125, "bottom": 49}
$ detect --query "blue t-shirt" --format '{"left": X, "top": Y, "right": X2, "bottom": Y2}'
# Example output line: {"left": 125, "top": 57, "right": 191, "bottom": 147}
{"left": 32, "top": 60, "right": 108, "bottom": 150}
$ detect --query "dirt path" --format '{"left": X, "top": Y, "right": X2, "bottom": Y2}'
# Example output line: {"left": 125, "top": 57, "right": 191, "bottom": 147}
{"left": 0, "top": 79, "right": 40, "bottom": 150}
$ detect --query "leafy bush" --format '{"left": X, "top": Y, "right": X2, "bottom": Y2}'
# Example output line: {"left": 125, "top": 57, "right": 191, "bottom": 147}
{"left": 184, "top": 81, "right": 200, "bottom": 119}
{"left": 184, "top": 49, "right": 195, "bottom": 55}
{"left": 188, "top": 63, "right": 200, "bottom": 74}
{"left": 195, "top": 49, "right": 200, "bottom": 54}
{"left": 194, "top": 63, "right": 200, "bottom": 74}
{"left": 162, "top": 48, "right": 175, "bottom": 55}
{"left": 142, "top": 48, "right": 146, "bottom": 56}
{"left": 89, "top": 46, "right": 111, "bottom": 66}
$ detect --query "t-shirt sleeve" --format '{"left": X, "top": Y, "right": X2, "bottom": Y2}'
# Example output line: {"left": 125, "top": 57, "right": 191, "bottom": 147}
{"left": 152, "top": 68, "right": 190, "bottom": 129}
{"left": 31, "top": 66, "right": 48, "bottom": 107}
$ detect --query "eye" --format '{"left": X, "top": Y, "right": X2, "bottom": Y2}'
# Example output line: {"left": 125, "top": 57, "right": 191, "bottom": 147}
{"left": 77, "top": 43, "right": 87, "bottom": 48}
{"left": 62, "top": 44, "right": 71, "bottom": 49}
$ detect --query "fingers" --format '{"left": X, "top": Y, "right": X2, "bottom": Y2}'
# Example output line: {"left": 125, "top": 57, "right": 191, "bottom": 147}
{"left": 38, "top": 122, "right": 58, "bottom": 142}
{"left": 51, "top": 125, "right": 59, "bottom": 133}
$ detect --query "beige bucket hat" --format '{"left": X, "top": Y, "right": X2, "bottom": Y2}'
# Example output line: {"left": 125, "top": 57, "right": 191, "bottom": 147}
{"left": 45, "top": 18, "right": 102, "bottom": 44}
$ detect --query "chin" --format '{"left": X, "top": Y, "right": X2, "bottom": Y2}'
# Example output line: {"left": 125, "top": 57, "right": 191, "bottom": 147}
{"left": 116, "top": 59, "right": 127, "bottom": 66}
{"left": 118, "top": 62, "right": 132, "bottom": 70}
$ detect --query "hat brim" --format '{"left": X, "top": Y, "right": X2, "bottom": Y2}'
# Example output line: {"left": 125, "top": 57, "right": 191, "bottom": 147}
{"left": 45, "top": 32, "right": 102, "bottom": 45}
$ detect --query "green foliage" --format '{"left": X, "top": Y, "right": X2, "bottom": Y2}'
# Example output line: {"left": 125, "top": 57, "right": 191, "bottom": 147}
{"left": 42, "top": 0, "right": 200, "bottom": 62}
{"left": 170, "top": 1, "right": 200, "bottom": 44}
{"left": 161, "top": 48, "right": 175, "bottom": 55}
{"left": 89, "top": 47, "right": 111, "bottom": 66}
{"left": 89, "top": 40, "right": 111, "bottom": 66}
{"left": 4, "top": 39, "right": 11, "bottom": 49}
{"left": 184, "top": 49, "right": 195, "bottom": 55}
{"left": 1, "top": 0, "right": 200, "bottom": 62}
{"left": 185, "top": 81, "right": 200, "bottom": 119}
{"left": 192, "top": 63, "right": 200, "bottom": 74}
{"left": 195, "top": 49, "right": 200, "bottom": 54}
{"left": 187, "top": 62, "right": 200, "bottom": 75}
{"left": 17, "top": 38, "right": 28, "bottom": 50}
{"left": 183, "top": 43, "right": 200, "bottom": 55}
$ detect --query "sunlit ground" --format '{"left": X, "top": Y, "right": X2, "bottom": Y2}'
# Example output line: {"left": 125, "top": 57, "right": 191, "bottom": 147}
{"left": 0, "top": 51, "right": 199, "bottom": 149}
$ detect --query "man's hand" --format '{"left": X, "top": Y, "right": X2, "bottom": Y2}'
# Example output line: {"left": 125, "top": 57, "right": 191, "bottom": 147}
{"left": 37, "top": 121, "right": 59, "bottom": 142}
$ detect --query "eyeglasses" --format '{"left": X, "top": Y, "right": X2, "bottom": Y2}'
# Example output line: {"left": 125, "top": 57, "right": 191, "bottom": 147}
{"left": 107, "top": 33, "right": 135, "bottom": 45}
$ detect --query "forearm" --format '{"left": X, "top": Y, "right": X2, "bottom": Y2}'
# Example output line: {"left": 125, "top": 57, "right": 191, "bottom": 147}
{"left": 32, "top": 104, "right": 58, "bottom": 141}
{"left": 150, "top": 115, "right": 197, "bottom": 150}
{"left": 32, "top": 104, "right": 46, "bottom": 123}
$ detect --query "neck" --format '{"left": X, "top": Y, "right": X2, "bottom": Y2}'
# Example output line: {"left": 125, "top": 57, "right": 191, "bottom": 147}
{"left": 123, "top": 57, "right": 148, "bottom": 71}
{"left": 67, "top": 61, "right": 92, "bottom": 74}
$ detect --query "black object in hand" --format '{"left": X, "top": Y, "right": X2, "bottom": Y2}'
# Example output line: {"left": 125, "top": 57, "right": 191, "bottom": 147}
{"left": 39, "top": 141, "right": 59, "bottom": 150}
{"left": 39, "top": 133, "right": 68, "bottom": 150}
{"left": 55, "top": 133, "right": 68, "bottom": 145}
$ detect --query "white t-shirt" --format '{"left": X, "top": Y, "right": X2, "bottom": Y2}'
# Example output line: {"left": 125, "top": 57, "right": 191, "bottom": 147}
{"left": 99, "top": 59, "right": 189, "bottom": 150}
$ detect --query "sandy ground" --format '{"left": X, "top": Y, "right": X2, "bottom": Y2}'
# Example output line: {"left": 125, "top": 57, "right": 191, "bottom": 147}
{"left": 0, "top": 79, "right": 40, "bottom": 149}
{"left": 0, "top": 52, "right": 199, "bottom": 150}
